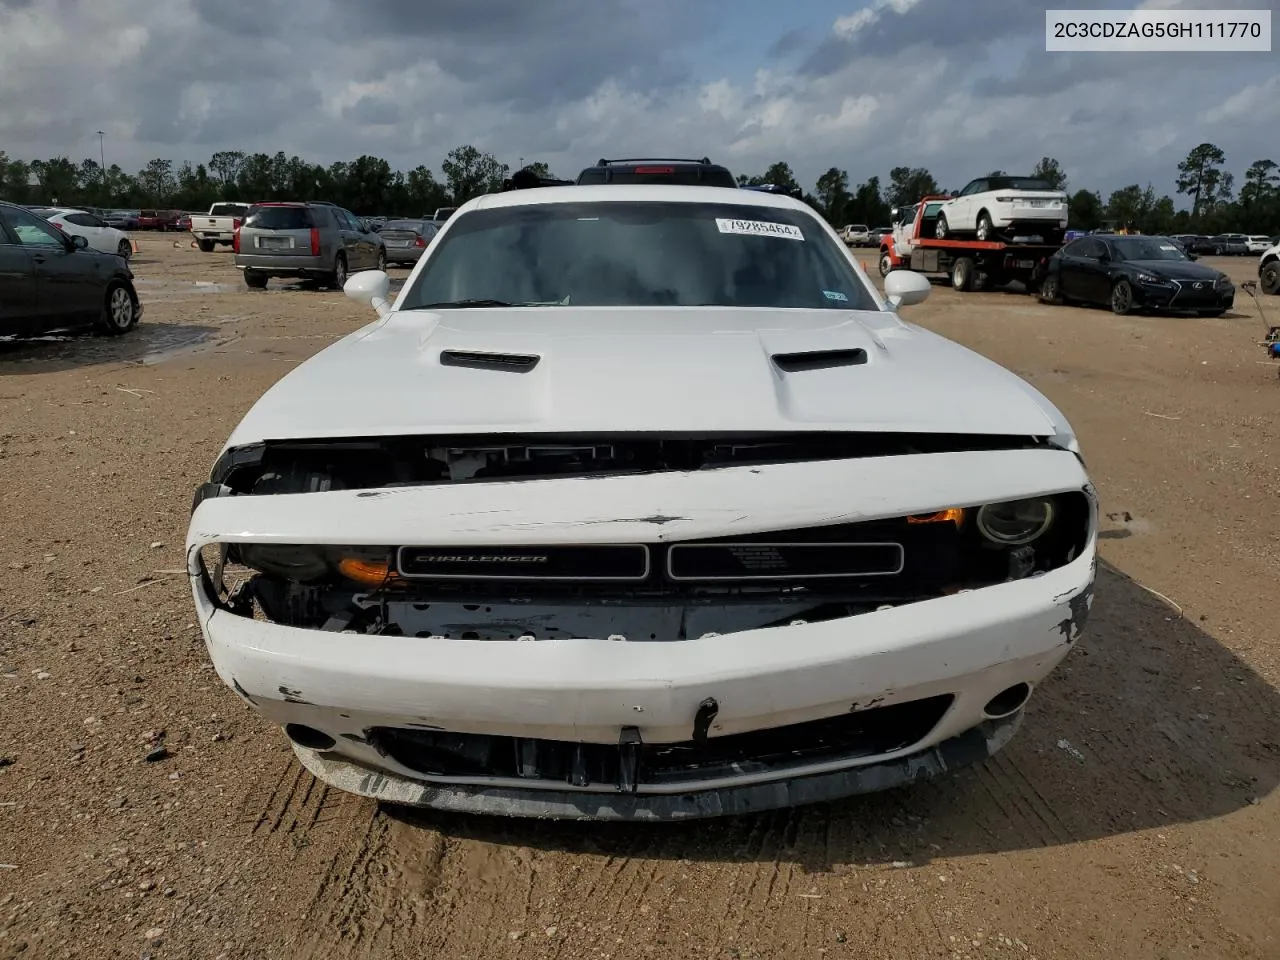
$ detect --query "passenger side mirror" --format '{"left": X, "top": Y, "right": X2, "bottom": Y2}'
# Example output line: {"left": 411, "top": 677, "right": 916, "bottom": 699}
{"left": 343, "top": 269, "right": 392, "bottom": 317}
{"left": 70, "top": 234, "right": 89, "bottom": 250}
{"left": 883, "top": 270, "right": 931, "bottom": 308}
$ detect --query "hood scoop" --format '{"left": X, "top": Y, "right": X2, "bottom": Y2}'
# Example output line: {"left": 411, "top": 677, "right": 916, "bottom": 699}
{"left": 771, "top": 348, "right": 868, "bottom": 373}
{"left": 439, "top": 349, "right": 540, "bottom": 373}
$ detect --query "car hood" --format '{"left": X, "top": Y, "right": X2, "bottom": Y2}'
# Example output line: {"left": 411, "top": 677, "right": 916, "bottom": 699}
{"left": 1125, "top": 260, "right": 1223, "bottom": 281}
{"left": 223, "top": 307, "right": 1064, "bottom": 448}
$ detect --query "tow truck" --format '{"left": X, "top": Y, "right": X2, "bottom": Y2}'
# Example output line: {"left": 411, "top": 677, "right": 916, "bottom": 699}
{"left": 879, "top": 195, "right": 1061, "bottom": 293}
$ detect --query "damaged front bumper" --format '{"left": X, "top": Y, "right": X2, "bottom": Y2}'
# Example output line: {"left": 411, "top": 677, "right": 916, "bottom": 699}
{"left": 187, "top": 448, "right": 1097, "bottom": 819}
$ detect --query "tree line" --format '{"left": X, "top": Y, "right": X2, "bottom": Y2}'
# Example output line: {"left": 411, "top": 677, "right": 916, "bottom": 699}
{"left": 1, "top": 141, "right": 1276, "bottom": 235}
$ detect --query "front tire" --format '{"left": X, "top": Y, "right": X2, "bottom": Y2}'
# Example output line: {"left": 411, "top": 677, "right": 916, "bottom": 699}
{"left": 98, "top": 283, "right": 138, "bottom": 336}
{"left": 976, "top": 213, "right": 994, "bottom": 242}
{"left": 1261, "top": 260, "right": 1280, "bottom": 295}
{"left": 878, "top": 252, "right": 893, "bottom": 278}
{"left": 951, "top": 256, "right": 975, "bottom": 292}
{"left": 1110, "top": 279, "right": 1134, "bottom": 315}
{"left": 375, "top": 249, "right": 386, "bottom": 272}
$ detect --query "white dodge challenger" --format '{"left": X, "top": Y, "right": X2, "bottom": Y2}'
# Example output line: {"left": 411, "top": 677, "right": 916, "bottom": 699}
{"left": 186, "top": 184, "right": 1097, "bottom": 820}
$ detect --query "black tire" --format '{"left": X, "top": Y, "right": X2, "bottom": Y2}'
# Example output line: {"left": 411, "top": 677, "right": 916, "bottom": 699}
{"left": 1038, "top": 274, "right": 1063, "bottom": 304}
{"left": 328, "top": 255, "right": 348, "bottom": 290}
{"left": 1110, "top": 279, "right": 1134, "bottom": 315}
{"left": 951, "top": 257, "right": 975, "bottom": 292}
{"left": 1261, "top": 260, "right": 1280, "bottom": 295}
{"left": 975, "top": 212, "right": 995, "bottom": 242}
{"left": 98, "top": 282, "right": 138, "bottom": 335}
{"left": 375, "top": 249, "right": 386, "bottom": 272}
{"left": 1214, "top": 246, "right": 1223, "bottom": 256}
{"left": 116, "top": 239, "right": 132, "bottom": 260}
{"left": 878, "top": 252, "right": 893, "bottom": 278}
{"left": 197, "top": 239, "right": 215, "bottom": 253}
{"left": 243, "top": 270, "right": 268, "bottom": 289}
{"left": 934, "top": 214, "right": 949, "bottom": 239}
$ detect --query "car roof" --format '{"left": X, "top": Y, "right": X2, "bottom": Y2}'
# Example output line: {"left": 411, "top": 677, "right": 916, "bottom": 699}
{"left": 469, "top": 183, "right": 810, "bottom": 213}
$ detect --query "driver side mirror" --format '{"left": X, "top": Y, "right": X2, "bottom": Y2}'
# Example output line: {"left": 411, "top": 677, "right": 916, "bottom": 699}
{"left": 344, "top": 269, "right": 392, "bottom": 317}
{"left": 70, "top": 234, "right": 89, "bottom": 251}
{"left": 883, "top": 270, "right": 931, "bottom": 309}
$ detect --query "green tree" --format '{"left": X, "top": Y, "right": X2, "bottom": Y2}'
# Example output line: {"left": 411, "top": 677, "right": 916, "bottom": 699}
{"left": 208, "top": 150, "right": 246, "bottom": 192}
{"left": 986, "top": 169, "right": 1007, "bottom": 177}
{"left": 885, "top": 166, "right": 939, "bottom": 207}
{"left": 136, "top": 158, "right": 176, "bottom": 204}
{"left": 1067, "top": 189, "right": 1104, "bottom": 231}
{"left": 845, "top": 176, "right": 890, "bottom": 227}
{"left": 31, "top": 156, "right": 80, "bottom": 203}
{"left": 441, "top": 145, "right": 509, "bottom": 204}
{"left": 761, "top": 161, "right": 800, "bottom": 193}
{"left": 1175, "top": 142, "right": 1226, "bottom": 215}
{"left": 1031, "top": 157, "right": 1068, "bottom": 190}
{"left": 1240, "top": 159, "right": 1279, "bottom": 207}
{"left": 814, "top": 167, "right": 850, "bottom": 224}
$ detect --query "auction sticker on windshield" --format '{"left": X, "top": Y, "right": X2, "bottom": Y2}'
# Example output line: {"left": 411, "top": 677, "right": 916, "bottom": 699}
{"left": 716, "top": 219, "right": 804, "bottom": 240}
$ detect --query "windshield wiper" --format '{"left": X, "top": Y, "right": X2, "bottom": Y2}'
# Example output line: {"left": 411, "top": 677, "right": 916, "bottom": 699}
{"left": 411, "top": 298, "right": 517, "bottom": 309}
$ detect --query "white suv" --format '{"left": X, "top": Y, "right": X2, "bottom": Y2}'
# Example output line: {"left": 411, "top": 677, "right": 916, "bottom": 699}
{"left": 935, "top": 175, "right": 1068, "bottom": 244}
{"left": 1245, "top": 235, "right": 1272, "bottom": 254}
{"left": 839, "top": 224, "right": 871, "bottom": 246}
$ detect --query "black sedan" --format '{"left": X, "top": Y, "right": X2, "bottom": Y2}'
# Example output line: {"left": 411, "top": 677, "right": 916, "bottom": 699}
{"left": 0, "top": 199, "right": 142, "bottom": 337}
{"left": 378, "top": 218, "right": 440, "bottom": 266}
{"left": 1039, "top": 234, "right": 1234, "bottom": 317}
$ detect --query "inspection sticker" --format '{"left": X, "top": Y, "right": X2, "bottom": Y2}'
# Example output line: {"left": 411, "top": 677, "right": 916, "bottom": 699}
{"left": 715, "top": 218, "right": 804, "bottom": 240}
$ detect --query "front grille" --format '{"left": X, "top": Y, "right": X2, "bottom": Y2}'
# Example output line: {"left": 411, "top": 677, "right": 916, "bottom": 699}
{"left": 667, "top": 542, "right": 903, "bottom": 581}
{"left": 369, "top": 694, "right": 954, "bottom": 791}
{"left": 393, "top": 520, "right": 957, "bottom": 595}
{"left": 397, "top": 544, "right": 650, "bottom": 581}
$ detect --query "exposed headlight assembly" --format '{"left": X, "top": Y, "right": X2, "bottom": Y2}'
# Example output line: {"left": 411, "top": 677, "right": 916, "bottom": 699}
{"left": 975, "top": 498, "right": 1056, "bottom": 546}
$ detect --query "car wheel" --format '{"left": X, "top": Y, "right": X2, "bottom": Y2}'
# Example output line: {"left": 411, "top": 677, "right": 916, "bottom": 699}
{"left": 98, "top": 283, "right": 138, "bottom": 336}
{"left": 375, "top": 249, "right": 386, "bottom": 272}
{"left": 116, "top": 239, "right": 132, "bottom": 260}
{"left": 328, "top": 255, "right": 348, "bottom": 290}
{"left": 1259, "top": 261, "right": 1280, "bottom": 295}
{"left": 1214, "top": 246, "right": 1223, "bottom": 256}
{"left": 934, "top": 214, "right": 949, "bottom": 240}
{"left": 1038, "top": 274, "right": 1063, "bottom": 304}
{"left": 878, "top": 252, "right": 893, "bottom": 278}
{"left": 244, "top": 270, "right": 268, "bottom": 289}
{"left": 951, "top": 257, "right": 975, "bottom": 292}
{"left": 1110, "top": 278, "right": 1134, "bottom": 315}
{"left": 197, "top": 239, "right": 215, "bottom": 253}
{"left": 976, "top": 213, "right": 994, "bottom": 242}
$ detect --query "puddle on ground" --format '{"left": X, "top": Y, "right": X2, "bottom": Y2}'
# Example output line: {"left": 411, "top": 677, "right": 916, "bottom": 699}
{"left": 0, "top": 323, "right": 228, "bottom": 368}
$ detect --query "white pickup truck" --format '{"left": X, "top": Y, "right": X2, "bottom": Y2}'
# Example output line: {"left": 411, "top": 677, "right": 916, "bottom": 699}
{"left": 191, "top": 202, "right": 251, "bottom": 252}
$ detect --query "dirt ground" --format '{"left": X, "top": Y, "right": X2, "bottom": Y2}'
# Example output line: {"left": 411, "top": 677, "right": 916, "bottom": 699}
{"left": 1, "top": 236, "right": 1278, "bottom": 960}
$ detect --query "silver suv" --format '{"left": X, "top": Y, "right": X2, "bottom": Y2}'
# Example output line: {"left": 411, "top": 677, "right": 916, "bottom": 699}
{"left": 234, "top": 201, "right": 385, "bottom": 289}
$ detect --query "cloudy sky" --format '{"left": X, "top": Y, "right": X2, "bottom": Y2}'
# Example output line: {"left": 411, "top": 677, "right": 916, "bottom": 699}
{"left": 0, "top": 0, "right": 1275, "bottom": 200}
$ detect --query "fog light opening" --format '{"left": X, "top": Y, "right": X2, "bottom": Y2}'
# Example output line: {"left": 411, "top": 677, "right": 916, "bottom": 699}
{"left": 983, "top": 682, "right": 1032, "bottom": 719}
{"left": 285, "top": 723, "right": 337, "bottom": 751}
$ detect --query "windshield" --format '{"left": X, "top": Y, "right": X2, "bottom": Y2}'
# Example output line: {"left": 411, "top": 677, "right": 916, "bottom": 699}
{"left": 1111, "top": 238, "right": 1191, "bottom": 262}
{"left": 400, "top": 200, "right": 876, "bottom": 311}
{"left": 988, "top": 177, "right": 1055, "bottom": 191}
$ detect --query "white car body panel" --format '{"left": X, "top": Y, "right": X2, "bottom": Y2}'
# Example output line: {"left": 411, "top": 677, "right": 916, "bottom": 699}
{"left": 1245, "top": 235, "right": 1271, "bottom": 254}
{"left": 221, "top": 307, "right": 1062, "bottom": 449}
{"left": 187, "top": 183, "right": 1097, "bottom": 819}
{"left": 44, "top": 208, "right": 130, "bottom": 255}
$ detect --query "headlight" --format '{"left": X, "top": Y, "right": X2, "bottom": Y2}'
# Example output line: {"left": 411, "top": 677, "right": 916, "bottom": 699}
{"left": 1215, "top": 274, "right": 1231, "bottom": 287}
{"left": 236, "top": 544, "right": 331, "bottom": 582}
{"left": 1134, "top": 272, "right": 1169, "bottom": 285}
{"left": 975, "top": 498, "right": 1055, "bottom": 546}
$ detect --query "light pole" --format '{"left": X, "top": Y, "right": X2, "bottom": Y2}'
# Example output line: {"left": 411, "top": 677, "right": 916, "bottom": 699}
{"left": 97, "top": 130, "right": 106, "bottom": 200}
